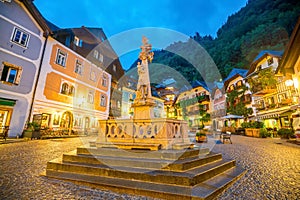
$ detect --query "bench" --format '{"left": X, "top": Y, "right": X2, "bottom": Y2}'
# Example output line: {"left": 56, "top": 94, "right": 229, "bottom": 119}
{"left": 220, "top": 131, "right": 232, "bottom": 144}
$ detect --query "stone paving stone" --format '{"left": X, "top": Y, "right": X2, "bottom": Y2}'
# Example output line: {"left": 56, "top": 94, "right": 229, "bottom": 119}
{"left": 0, "top": 135, "right": 299, "bottom": 199}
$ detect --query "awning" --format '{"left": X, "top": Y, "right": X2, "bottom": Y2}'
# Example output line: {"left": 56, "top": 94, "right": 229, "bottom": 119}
{"left": 256, "top": 109, "right": 295, "bottom": 120}
{"left": 221, "top": 114, "right": 244, "bottom": 119}
{"left": 0, "top": 98, "right": 16, "bottom": 106}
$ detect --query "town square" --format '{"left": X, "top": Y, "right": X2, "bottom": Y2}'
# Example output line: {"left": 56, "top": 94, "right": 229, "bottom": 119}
{"left": 1, "top": 0, "right": 300, "bottom": 199}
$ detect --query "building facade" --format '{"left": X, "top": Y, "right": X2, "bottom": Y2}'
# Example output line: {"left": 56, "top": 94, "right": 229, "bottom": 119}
{"left": 246, "top": 50, "right": 298, "bottom": 129}
{"left": 0, "top": 0, "right": 51, "bottom": 137}
{"left": 224, "top": 68, "right": 252, "bottom": 127}
{"left": 52, "top": 26, "right": 124, "bottom": 119}
{"left": 211, "top": 85, "right": 226, "bottom": 131}
{"left": 176, "top": 81, "right": 211, "bottom": 128}
{"left": 32, "top": 37, "right": 111, "bottom": 134}
{"left": 276, "top": 17, "right": 300, "bottom": 130}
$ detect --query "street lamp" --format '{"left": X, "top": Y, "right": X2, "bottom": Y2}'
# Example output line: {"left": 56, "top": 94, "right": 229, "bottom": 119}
{"left": 285, "top": 79, "right": 294, "bottom": 87}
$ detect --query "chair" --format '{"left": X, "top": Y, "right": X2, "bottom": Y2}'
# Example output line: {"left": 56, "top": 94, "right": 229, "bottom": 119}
{"left": 221, "top": 131, "right": 232, "bottom": 144}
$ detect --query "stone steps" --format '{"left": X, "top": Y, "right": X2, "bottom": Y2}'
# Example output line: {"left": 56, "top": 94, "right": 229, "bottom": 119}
{"left": 45, "top": 147, "right": 244, "bottom": 199}
{"left": 62, "top": 151, "right": 223, "bottom": 171}
{"left": 46, "top": 166, "right": 245, "bottom": 200}
{"left": 76, "top": 146, "right": 209, "bottom": 160}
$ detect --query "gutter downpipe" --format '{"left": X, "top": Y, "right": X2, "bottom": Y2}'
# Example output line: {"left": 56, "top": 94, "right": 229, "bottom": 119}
{"left": 27, "top": 31, "right": 49, "bottom": 124}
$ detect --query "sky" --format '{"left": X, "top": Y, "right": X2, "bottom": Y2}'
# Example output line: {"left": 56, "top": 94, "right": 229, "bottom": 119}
{"left": 34, "top": 0, "right": 248, "bottom": 70}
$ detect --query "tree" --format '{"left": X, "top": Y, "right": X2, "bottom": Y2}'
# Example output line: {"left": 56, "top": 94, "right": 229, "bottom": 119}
{"left": 226, "top": 85, "right": 253, "bottom": 118}
{"left": 247, "top": 68, "right": 277, "bottom": 93}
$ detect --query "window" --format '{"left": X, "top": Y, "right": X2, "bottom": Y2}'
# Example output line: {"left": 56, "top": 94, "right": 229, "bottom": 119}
{"left": 93, "top": 50, "right": 99, "bottom": 59}
{"left": 267, "top": 58, "right": 274, "bottom": 65}
{"left": 99, "top": 54, "right": 104, "bottom": 62}
{"left": 11, "top": 27, "right": 30, "bottom": 47}
{"left": 74, "top": 60, "right": 82, "bottom": 75}
{"left": 60, "top": 83, "right": 69, "bottom": 94}
{"left": 60, "top": 82, "right": 75, "bottom": 96}
{"left": 88, "top": 91, "right": 94, "bottom": 103}
{"left": 113, "top": 64, "right": 117, "bottom": 72}
{"left": 236, "top": 80, "right": 243, "bottom": 87}
{"left": 69, "top": 86, "right": 75, "bottom": 96}
{"left": 257, "top": 65, "right": 262, "bottom": 71}
{"left": 56, "top": 49, "right": 67, "bottom": 67}
{"left": 74, "top": 36, "right": 82, "bottom": 47}
{"left": 102, "top": 74, "right": 107, "bottom": 87}
{"left": 228, "top": 84, "right": 235, "bottom": 92}
{"left": 90, "top": 71, "right": 96, "bottom": 81}
{"left": 1, "top": 62, "right": 22, "bottom": 85}
{"left": 100, "top": 95, "right": 106, "bottom": 107}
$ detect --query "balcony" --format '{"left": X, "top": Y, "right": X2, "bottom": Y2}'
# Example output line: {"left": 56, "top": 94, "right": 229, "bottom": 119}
{"left": 197, "top": 95, "right": 210, "bottom": 103}
{"left": 279, "top": 99, "right": 292, "bottom": 106}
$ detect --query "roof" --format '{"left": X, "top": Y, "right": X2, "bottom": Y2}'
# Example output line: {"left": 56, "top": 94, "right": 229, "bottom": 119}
{"left": 191, "top": 80, "right": 209, "bottom": 91}
{"left": 253, "top": 50, "right": 283, "bottom": 62}
{"left": 276, "top": 16, "right": 300, "bottom": 75}
{"left": 224, "top": 68, "right": 248, "bottom": 82}
{"left": 45, "top": 19, "right": 60, "bottom": 31}
{"left": 223, "top": 68, "right": 248, "bottom": 89}
{"left": 247, "top": 50, "right": 283, "bottom": 76}
{"left": 20, "top": 0, "right": 52, "bottom": 36}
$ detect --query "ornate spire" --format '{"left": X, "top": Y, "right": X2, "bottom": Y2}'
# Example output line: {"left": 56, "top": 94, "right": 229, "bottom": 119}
{"left": 139, "top": 36, "right": 154, "bottom": 63}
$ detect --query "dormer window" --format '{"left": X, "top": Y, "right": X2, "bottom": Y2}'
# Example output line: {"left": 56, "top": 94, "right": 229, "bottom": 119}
{"left": 99, "top": 54, "right": 104, "bottom": 62}
{"left": 74, "top": 36, "right": 82, "bottom": 47}
{"left": 93, "top": 50, "right": 99, "bottom": 59}
{"left": 113, "top": 64, "right": 117, "bottom": 72}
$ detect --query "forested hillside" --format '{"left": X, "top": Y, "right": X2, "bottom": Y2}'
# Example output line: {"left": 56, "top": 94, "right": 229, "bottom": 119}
{"left": 129, "top": 0, "right": 300, "bottom": 84}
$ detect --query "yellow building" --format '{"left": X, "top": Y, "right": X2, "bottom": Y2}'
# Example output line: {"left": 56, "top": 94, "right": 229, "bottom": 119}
{"left": 176, "top": 81, "right": 211, "bottom": 128}
{"left": 246, "top": 50, "right": 298, "bottom": 129}
{"left": 276, "top": 17, "right": 300, "bottom": 130}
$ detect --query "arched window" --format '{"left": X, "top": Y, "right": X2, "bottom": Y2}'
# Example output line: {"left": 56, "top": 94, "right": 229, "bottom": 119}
{"left": 88, "top": 91, "right": 94, "bottom": 103}
{"left": 61, "top": 83, "right": 69, "bottom": 94}
{"left": 69, "top": 86, "right": 75, "bottom": 96}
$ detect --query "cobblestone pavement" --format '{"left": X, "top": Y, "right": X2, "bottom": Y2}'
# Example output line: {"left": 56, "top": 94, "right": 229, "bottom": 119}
{"left": 0, "top": 137, "right": 150, "bottom": 200}
{"left": 214, "top": 135, "right": 300, "bottom": 200}
{"left": 0, "top": 135, "right": 299, "bottom": 200}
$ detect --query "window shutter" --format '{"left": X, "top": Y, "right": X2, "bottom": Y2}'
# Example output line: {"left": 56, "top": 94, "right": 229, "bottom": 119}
{"left": 0, "top": 64, "right": 3, "bottom": 81}
{"left": 15, "top": 67, "right": 22, "bottom": 85}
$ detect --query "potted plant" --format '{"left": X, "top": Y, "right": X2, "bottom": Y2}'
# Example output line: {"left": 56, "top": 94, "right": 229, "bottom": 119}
{"left": 277, "top": 128, "right": 294, "bottom": 139}
{"left": 23, "top": 122, "right": 41, "bottom": 139}
{"left": 242, "top": 121, "right": 264, "bottom": 137}
{"left": 31, "top": 122, "right": 41, "bottom": 139}
{"left": 196, "top": 131, "right": 207, "bottom": 143}
{"left": 259, "top": 128, "right": 270, "bottom": 138}
{"left": 23, "top": 122, "right": 34, "bottom": 138}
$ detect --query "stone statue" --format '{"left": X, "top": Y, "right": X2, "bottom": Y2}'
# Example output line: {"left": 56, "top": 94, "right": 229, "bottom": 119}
{"left": 135, "top": 36, "right": 154, "bottom": 101}
{"left": 137, "top": 62, "right": 148, "bottom": 100}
